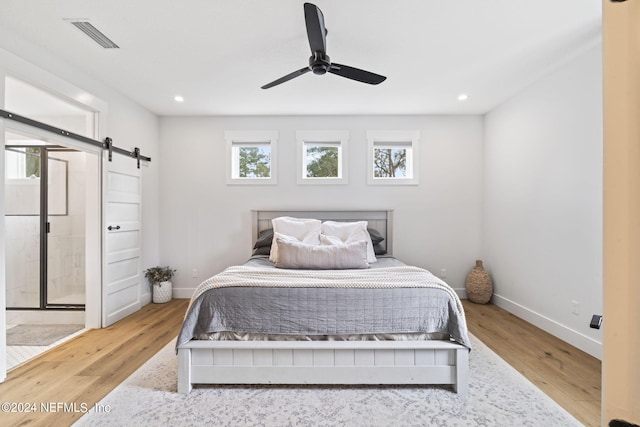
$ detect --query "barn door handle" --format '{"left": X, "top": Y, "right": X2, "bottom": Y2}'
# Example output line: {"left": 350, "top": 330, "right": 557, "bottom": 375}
{"left": 108, "top": 225, "right": 121, "bottom": 231}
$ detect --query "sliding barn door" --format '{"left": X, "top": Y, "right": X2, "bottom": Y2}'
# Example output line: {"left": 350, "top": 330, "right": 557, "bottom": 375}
{"left": 102, "top": 153, "right": 142, "bottom": 326}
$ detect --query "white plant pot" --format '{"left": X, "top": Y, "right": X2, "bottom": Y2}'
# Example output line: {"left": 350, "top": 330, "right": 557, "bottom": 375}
{"left": 152, "top": 281, "right": 172, "bottom": 303}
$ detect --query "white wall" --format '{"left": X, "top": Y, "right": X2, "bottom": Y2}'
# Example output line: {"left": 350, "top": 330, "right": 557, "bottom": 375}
{"left": 483, "top": 43, "right": 603, "bottom": 358}
{"left": 159, "top": 115, "right": 484, "bottom": 297}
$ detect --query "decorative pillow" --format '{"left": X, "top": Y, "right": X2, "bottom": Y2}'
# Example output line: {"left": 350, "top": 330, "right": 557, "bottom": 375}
{"left": 274, "top": 238, "right": 369, "bottom": 269}
{"left": 320, "top": 221, "right": 377, "bottom": 263}
{"left": 252, "top": 245, "right": 271, "bottom": 256}
{"left": 270, "top": 217, "right": 322, "bottom": 262}
{"left": 320, "top": 234, "right": 343, "bottom": 246}
{"left": 373, "top": 243, "right": 387, "bottom": 256}
{"left": 367, "top": 228, "right": 385, "bottom": 245}
{"left": 253, "top": 228, "right": 274, "bottom": 249}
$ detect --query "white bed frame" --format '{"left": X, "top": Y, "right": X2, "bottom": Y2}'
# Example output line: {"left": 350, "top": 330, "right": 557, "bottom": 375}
{"left": 177, "top": 210, "right": 469, "bottom": 394}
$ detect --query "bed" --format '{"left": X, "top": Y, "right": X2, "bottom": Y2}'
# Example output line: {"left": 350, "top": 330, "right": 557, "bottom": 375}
{"left": 176, "top": 210, "right": 471, "bottom": 394}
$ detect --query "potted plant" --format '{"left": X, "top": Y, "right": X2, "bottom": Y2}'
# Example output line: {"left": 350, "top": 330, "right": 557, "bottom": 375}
{"left": 144, "top": 266, "right": 176, "bottom": 303}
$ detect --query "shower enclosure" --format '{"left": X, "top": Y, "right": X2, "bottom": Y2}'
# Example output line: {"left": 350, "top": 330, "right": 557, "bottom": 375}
{"left": 5, "top": 135, "right": 86, "bottom": 311}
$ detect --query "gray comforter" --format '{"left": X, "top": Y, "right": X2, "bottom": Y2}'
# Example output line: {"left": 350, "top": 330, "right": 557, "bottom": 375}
{"left": 176, "top": 256, "right": 471, "bottom": 350}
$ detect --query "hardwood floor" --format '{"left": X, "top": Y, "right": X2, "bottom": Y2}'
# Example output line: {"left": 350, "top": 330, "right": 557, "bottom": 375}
{"left": 0, "top": 299, "right": 189, "bottom": 427}
{"left": 463, "top": 300, "right": 602, "bottom": 427}
{"left": 0, "top": 298, "right": 601, "bottom": 426}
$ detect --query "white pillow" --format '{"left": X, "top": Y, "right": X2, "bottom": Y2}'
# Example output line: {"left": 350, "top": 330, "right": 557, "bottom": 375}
{"left": 274, "top": 238, "right": 369, "bottom": 269}
{"left": 270, "top": 231, "right": 321, "bottom": 263}
{"left": 320, "top": 221, "right": 377, "bottom": 263}
{"left": 270, "top": 216, "right": 321, "bottom": 262}
{"left": 320, "top": 234, "right": 343, "bottom": 246}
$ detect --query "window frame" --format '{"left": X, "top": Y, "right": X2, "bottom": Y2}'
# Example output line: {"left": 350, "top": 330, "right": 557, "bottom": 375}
{"left": 225, "top": 130, "right": 278, "bottom": 185}
{"left": 366, "top": 130, "right": 420, "bottom": 185}
{"left": 296, "top": 130, "right": 349, "bottom": 185}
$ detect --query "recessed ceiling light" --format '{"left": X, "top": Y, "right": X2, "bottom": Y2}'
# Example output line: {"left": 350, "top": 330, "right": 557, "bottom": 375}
{"left": 457, "top": 93, "right": 469, "bottom": 101}
{"left": 174, "top": 95, "right": 184, "bottom": 103}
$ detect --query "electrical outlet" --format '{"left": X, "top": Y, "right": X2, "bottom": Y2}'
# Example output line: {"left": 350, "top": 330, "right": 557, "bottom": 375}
{"left": 440, "top": 268, "right": 447, "bottom": 278}
{"left": 192, "top": 268, "right": 198, "bottom": 278}
{"left": 571, "top": 300, "right": 580, "bottom": 316}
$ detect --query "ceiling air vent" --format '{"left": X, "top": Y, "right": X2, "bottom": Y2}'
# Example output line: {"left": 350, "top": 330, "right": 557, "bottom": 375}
{"left": 68, "top": 20, "right": 119, "bottom": 49}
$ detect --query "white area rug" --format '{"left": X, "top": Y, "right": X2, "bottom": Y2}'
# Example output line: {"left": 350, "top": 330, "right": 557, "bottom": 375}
{"left": 74, "top": 335, "right": 581, "bottom": 426}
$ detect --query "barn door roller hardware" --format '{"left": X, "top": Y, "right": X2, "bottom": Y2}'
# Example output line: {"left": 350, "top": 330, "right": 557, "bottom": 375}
{"left": 102, "top": 137, "right": 149, "bottom": 168}
{"left": 1, "top": 109, "right": 151, "bottom": 168}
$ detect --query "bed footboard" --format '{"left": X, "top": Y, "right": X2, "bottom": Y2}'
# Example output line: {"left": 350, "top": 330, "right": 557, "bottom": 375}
{"left": 177, "top": 340, "right": 469, "bottom": 394}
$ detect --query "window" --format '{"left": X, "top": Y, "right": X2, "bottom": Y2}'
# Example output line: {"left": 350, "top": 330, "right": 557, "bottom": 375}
{"left": 373, "top": 142, "right": 411, "bottom": 178}
{"left": 5, "top": 147, "right": 40, "bottom": 179}
{"left": 6, "top": 76, "right": 97, "bottom": 138}
{"left": 296, "top": 130, "right": 349, "bottom": 185}
{"left": 366, "top": 130, "right": 420, "bottom": 185}
{"left": 233, "top": 144, "right": 271, "bottom": 178}
{"left": 225, "top": 131, "right": 278, "bottom": 185}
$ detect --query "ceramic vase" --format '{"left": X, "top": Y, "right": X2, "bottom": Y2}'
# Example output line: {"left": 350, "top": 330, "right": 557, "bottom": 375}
{"left": 152, "top": 281, "right": 172, "bottom": 303}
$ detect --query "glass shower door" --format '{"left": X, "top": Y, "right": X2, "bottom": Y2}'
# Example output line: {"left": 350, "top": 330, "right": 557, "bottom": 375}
{"left": 46, "top": 150, "right": 85, "bottom": 307}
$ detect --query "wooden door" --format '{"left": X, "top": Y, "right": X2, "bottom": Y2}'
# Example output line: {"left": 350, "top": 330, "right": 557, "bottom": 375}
{"left": 603, "top": 0, "right": 640, "bottom": 424}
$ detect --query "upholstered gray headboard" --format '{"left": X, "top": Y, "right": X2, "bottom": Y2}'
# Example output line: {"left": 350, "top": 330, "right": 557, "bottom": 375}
{"left": 251, "top": 210, "right": 393, "bottom": 256}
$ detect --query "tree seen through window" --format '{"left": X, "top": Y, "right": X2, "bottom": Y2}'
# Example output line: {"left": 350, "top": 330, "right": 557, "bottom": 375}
{"left": 238, "top": 146, "right": 270, "bottom": 178}
{"left": 305, "top": 145, "right": 338, "bottom": 178}
{"left": 25, "top": 147, "right": 41, "bottom": 178}
{"left": 374, "top": 147, "right": 407, "bottom": 178}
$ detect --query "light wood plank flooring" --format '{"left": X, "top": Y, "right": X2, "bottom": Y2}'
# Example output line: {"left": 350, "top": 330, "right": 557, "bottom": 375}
{"left": 0, "top": 299, "right": 189, "bottom": 427}
{"left": 0, "top": 299, "right": 601, "bottom": 426}
{"left": 463, "top": 300, "right": 601, "bottom": 427}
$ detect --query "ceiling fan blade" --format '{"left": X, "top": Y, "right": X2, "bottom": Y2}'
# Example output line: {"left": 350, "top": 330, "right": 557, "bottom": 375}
{"left": 261, "top": 67, "right": 311, "bottom": 89}
{"left": 304, "top": 3, "right": 327, "bottom": 54}
{"left": 329, "top": 63, "right": 386, "bottom": 85}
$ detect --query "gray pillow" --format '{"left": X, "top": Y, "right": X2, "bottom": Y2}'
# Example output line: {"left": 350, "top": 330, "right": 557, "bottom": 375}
{"left": 373, "top": 243, "right": 387, "bottom": 256}
{"left": 253, "top": 228, "right": 274, "bottom": 249}
{"left": 367, "top": 228, "right": 385, "bottom": 245}
{"left": 252, "top": 246, "right": 271, "bottom": 256}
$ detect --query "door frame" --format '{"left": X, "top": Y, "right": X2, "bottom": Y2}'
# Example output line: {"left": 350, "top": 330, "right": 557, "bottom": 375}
{"left": 0, "top": 45, "right": 109, "bottom": 383}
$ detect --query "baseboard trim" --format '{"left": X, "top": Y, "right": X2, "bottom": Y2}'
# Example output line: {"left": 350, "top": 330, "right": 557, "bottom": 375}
{"left": 173, "top": 288, "right": 197, "bottom": 299}
{"left": 492, "top": 293, "right": 602, "bottom": 360}
{"left": 454, "top": 288, "right": 467, "bottom": 299}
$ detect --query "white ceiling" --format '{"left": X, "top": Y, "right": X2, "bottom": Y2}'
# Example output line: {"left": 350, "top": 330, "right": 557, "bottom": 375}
{"left": 0, "top": 0, "right": 601, "bottom": 116}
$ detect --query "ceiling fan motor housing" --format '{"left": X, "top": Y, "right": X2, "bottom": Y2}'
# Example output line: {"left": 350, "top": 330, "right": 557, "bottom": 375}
{"left": 310, "top": 53, "right": 330, "bottom": 75}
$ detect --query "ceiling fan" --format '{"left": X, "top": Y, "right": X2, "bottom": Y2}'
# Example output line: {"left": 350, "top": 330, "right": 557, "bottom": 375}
{"left": 261, "top": 3, "right": 387, "bottom": 89}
